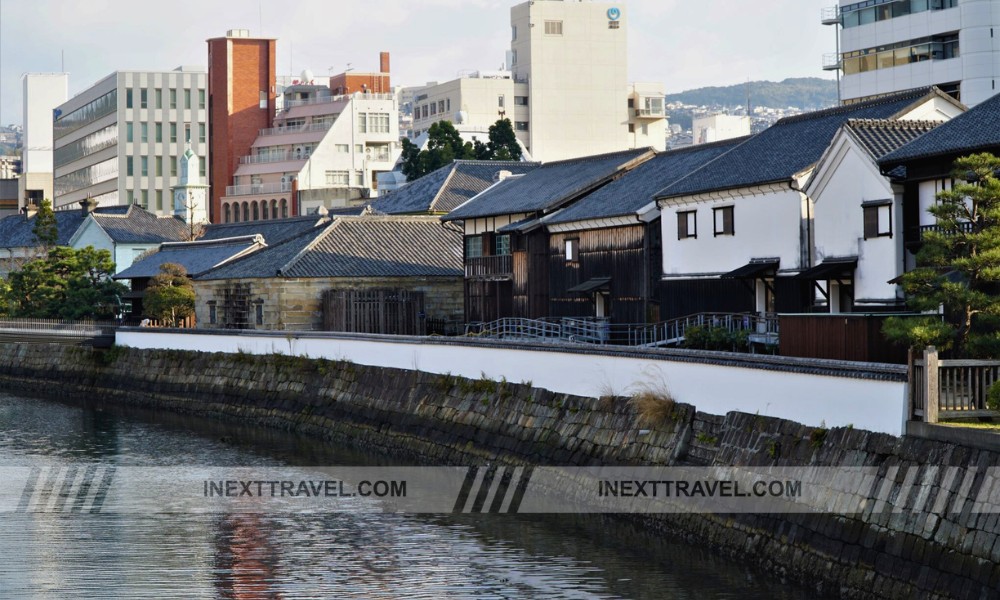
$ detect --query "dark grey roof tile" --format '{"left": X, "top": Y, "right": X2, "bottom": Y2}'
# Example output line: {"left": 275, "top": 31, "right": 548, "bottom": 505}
{"left": 114, "top": 236, "right": 265, "bottom": 279}
{"left": 880, "top": 91, "right": 1000, "bottom": 166}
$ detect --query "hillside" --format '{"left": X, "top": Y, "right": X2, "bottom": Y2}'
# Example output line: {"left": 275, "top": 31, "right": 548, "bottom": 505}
{"left": 666, "top": 77, "right": 838, "bottom": 111}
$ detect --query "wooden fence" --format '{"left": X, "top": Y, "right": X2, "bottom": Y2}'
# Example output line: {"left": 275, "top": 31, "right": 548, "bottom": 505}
{"left": 322, "top": 288, "right": 426, "bottom": 336}
{"left": 910, "top": 346, "right": 1000, "bottom": 422}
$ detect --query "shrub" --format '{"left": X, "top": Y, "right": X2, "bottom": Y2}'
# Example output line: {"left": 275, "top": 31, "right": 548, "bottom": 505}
{"left": 682, "top": 325, "right": 749, "bottom": 352}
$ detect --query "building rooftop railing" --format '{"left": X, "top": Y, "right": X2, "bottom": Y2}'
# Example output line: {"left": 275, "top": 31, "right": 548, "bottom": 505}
{"left": 259, "top": 122, "right": 333, "bottom": 137}
{"left": 224, "top": 181, "right": 293, "bottom": 197}
{"left": 282, "top": 92, "right": 394, "bottom": 110}
{"left": 239, "top": 151, "right": 295, "bottom": 165}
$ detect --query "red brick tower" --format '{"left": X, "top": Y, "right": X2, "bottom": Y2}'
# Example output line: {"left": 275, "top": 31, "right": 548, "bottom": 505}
{"left": 207, "top": 30, "right": 277, "bottom": 224}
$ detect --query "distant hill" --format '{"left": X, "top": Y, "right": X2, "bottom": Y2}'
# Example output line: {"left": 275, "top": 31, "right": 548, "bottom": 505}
{"left": 666, "top": 78, "right": 838, "bottom": 111}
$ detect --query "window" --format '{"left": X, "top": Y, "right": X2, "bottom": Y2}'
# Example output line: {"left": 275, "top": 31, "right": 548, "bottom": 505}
{"left": 126, "top": 89, "right": 133, "bottom": 109}
{"left": 126, "top": 156, "right": 133, "bottom": 176}
{"left": 141, "top": 156, "right": 148, "bottom": 176}
{"left": 184, "top": 89, "right": 191, "bottom": 109}
{"left": 155, "top": 123, "right": 162, "bottom": 143}
{"left": 511, "top": 50, "right": 517, "bottom": 65}
{"left": 141, "top": 123, "right": 148, "bottom": 143}
{"left": 514, "top": 96, "right": 528, "bottom": 106}
{"left": 677, "top": 210, "right": 696, "bottom": 239}
{"left": 335, "top": 144, "right": 349, "bottom": 153}
{"left": 199, "top": 89, "right": 206, "bottom": 109}
{"left": 628, "top": 124, "right": 635, "bottom": 133}
{"left": 141, "top": 189, "right": 148, "bottom": 209}
{"left": 155, "top": 156, "right": 162, "bottom": 177}
{"left": 544, "top": 20, "right": 563, "bottom": 35}
{"left": 863, "top": 201, "right": 892, "bottom": 239}
{"left": 255, "top": 301, "right": 264, "bottom": 326}
{"left": 358, "top": 113, "right": 367, "bottom": 133}
{"left": 326, "top": 170, "right": 349, "bottom": 185}
{"left": 498, "top": 95, "right": 505, "bottom": 109}
{"left": 170, "top": 89, "right": 177, "bottom": 109}
{"left": 446, "top": 98, "right": 451, "bottom": 111}
{"left": 140, "top": 89, "right": 148, "bottom": 109}
{"left": 512, "top": 25, "right": 517, "bottom": 41}
{"left": 356, "top": 171, "right": 365, "bottom": 186}
{"left": 155, "top": 88, "right": 162, "bottom": 109}
{"left": 155, "top": 189, "right": 163, "bottom": 211}
{"left": 126, "top": 122, "right": 133, "bottom": 143}
{"left": 170, "top": 123, "right": 177, "bottom": 143}
{"left": 565, "top": 238, "right": 579, "bottom": 262}
{"left": 494, "top": 234, "right": 511, "bottom": 256}
{"left": 209, "top": 302, "right": 218, "bottom": 324}
{"left": 430, "top": 103, "right": 437, "bottom": 116}
{"left": 515, "top": 121, "right": 529, "bottom": 131}
{"left": 465, "top": 236, "right": 483, "bottom": 259}
{"left": 171, "top": 158, "right": 177, "bottom": 177}
{"left": 199, "top": 123, "right": 206, "bottom": 143}
{"left": 713, "top": 206, "right": 734, "bottom": 236}
{"left": 259, "top": 91, "right": 266, "bottom": 109}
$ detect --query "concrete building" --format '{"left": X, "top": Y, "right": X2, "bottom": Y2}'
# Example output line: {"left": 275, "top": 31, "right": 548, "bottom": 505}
{"left": 20, "top": 73, "right": 69, "bottom": 210}
{"left": 409, "top": 0, "right": 666, "bottom": 162}
{"left": 691, "top": 114, "right": 752, "bottom": 145}
{"left": 220, "top": 82, "right": 399, "bottom": 222}
{"left": 51, "top": 68, "right": 208, "bottom": 216}
{"left": 824, "top": 0, "right": 998, "bottom": 106}
{"left": 329, "top": 52, "right": 391, "bottom": 95}
{"left": 207, "top": 30, "right": 278, "bottom": 224}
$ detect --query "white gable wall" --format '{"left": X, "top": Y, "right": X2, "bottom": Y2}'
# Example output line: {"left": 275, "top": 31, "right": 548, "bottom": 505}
{"left": 809, "top": 135, "right": 901, "bottom": 307}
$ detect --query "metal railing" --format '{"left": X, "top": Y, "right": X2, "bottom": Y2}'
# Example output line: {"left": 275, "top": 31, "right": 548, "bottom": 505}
{"left": 634, "top": 108, "right": 665, "bottom": 118}
{"left": 224, "top": 182, "right": 293, "bottom": 197}
{"left": 820, "top": 5, "right": 840, "bottom": 25}
{"left": 918, "top": 221, "right": 976, "bottom": 237}
{"left": 465, "top": 312, "right": 780, "bottom": 348}
{"left": 239, "top": 151, "right": 293, "bottom": 165}
{"left": 258, "top": 122, "right": 333, "bottom": 137}
{"left": 282, "top": 93, "right": 393, "bottom": 110}
{"left": 822, "top": 53, "right": 842, "bottom": 71}
{"left": 0, "top": 318, "right": 117, "bottom": 346}
{"left": 911, "top": 347, "right": 1000, "bottom": 421}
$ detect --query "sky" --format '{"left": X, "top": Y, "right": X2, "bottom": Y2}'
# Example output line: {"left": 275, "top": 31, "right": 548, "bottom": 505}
{"left": 0, "top": 0, "right": 836, "bottom": 126}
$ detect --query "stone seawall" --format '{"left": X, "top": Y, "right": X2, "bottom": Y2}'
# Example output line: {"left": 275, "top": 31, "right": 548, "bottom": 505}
{"left": 1, "top": 343, "right": 998, "bottom": 600}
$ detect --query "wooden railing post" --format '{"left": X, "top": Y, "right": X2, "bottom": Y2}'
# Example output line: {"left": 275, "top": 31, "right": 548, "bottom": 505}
{"left": 924, "top": 346, "right": 939, "bottom": 424}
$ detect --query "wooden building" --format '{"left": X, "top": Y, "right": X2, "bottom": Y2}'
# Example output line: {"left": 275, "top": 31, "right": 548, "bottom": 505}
{"left": 442, "top": 148, "right": 654, "bottom": 322}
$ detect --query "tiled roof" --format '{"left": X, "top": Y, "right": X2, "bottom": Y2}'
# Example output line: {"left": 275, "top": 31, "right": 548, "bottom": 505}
{"left": 114, "top": 236, "right": 265, "bottom": 279}
{"left": 442, "top": 148, "right": 653, "bottom": 221}
{"left": 91, "top": 206, "right": 189, "bottom": 243}
{"left": 200, "top": 215, "right": 327, "bottom": 245}
{"left": 880, "top": 91, "right": 1000, "bottom": 166}
{"left": 657, "top": 87, "right": 947, "bottom": 200}
{"left": 845, "top": 119, "right": 941, "bottom": 159}
{"left": 372, "top": 160, "right": 540, "bottom": 215}
{"left": 0, "top": 204, "right": 130, "bottom": 249}
{"left": 544, "top": 139, "right": 746, "bottom": 225}
{"left": 196, "top": 216, "right": 463, "bottom": 280}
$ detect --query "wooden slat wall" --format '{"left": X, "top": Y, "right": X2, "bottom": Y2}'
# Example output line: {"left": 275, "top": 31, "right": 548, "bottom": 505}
{"left": 658, "top": 278, "right": 753, "bottom": 320}
{"left": 779, "top": 314, "right": 908, "bottom": 364}
{"left": 322, "top": 288, "right": 425, "bottom": 335}
{"left": 548, "top": 225, "right": 647, "bottom": 324}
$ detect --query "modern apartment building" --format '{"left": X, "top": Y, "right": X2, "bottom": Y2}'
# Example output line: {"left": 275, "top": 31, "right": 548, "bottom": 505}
{"left": 410, "top": 0, "right": 666, "bottom": 162}
{"left": 51, "top": 68, "right": 208, "bottom": 215}
{"left": 20, "top": 73, "right": 68, "bottom": 210}
{"left": 219, "top": 83, "right": 400, "bottom": 222}
{"left": 824, "top": 0, "right": 998, "bottom": 106}
{"left": 207, "top": 30, "right": 278, "bottom": 224}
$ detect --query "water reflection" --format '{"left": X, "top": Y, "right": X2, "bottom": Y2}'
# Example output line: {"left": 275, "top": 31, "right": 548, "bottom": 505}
{"left": 0, "top": 392, "right": 820, "bottom": 599}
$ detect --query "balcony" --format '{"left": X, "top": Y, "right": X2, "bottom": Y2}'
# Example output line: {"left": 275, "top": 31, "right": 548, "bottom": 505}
{"left": 465, "top": 255, "right": 512, "bottom": 279}
{"left": 919, "top": 221, "right": 975, "bottom": 238}
{"left": 822, "top": 53, "right": 841, "bottom": 71}
{"left": 820, "top": 6, "right": 839, "bottom": 25}
{"left": 259, "top": 122, "right": 333, "bottom": 137}
{"left": 282, "top": 93, "right": 393, "bottom": 111}
{"left": 225, "top": 181, "right": 293, "bottom": 197}
{"left": 239, "top": 151, "right": 293, "bottom": 165}
{"left": 634, "top": 108, "right": 665, "bottom": 119}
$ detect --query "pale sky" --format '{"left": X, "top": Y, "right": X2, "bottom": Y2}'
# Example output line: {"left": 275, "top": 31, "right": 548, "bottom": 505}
{"left": 0, "top": 0, "right": 836, "bottom": 126}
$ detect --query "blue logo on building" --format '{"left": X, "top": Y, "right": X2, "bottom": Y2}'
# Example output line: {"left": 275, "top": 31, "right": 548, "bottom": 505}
{"left": 607, "top": 7, "right": 621, "bottom": 21}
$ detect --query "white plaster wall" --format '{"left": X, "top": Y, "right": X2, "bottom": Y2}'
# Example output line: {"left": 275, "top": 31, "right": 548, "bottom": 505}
{"left": 812, "top": 142, "right": 901, "bottom": 304}
{"left": 918, "top": 179, "right": 952, "bottom": 226}
{"left": 117, "top": 330, "right": 908, "bottom": 436}
{"left": 71, "top": 219, "right": 114, "bottom": 257}
{"left": 661, "top": 188, "right": 804, "bottom": 276}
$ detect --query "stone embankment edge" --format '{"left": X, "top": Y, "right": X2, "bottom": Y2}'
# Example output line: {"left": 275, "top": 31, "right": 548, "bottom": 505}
{"left": 0, "top": 343, "right": 995, "bottom": 600}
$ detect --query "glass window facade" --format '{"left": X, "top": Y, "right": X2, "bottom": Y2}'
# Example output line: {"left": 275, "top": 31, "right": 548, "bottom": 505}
{"left": 841, "top": 33, "right": 959, "bottom": 75}
{"left": 54, "top": 157, "right": 118, "bottom": 196}
{"left": 54, "top": 90, "right": 117, "bottom": 140}
{"left": 54, "top": 124, "right": 119, "bottom": 167}
{"left": 841, "top": 0, "right": 957, "bottom": 29}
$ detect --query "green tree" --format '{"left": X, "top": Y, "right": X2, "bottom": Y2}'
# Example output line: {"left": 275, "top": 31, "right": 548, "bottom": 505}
{"left": 481, "top": 118, "right": 523, "bottom": 161}
{"left": 7, "top": 246, "right": 126, "bottom": 320}
{"left": 883, "top": 153, "right": 1000, "bottom": 357}
{"left": 142, "top": 263, "right": 195, "bottom": 327}
{"left": 31, "top": 198, "right": 58, "bottom": 249}
{"left": 401, "top": 121, "right": 476, "bottom": 181}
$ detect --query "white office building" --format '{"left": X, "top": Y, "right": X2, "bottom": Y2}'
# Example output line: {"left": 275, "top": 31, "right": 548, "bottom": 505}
{"left": 20, "top": 73, "right": 69, "bottom": 210}
{"left": 691, "top": 114, "right": 752, "bottom": 145}
{"left": 410, "top": 0, "right": 666, "bottom": 162}
{"left": 52, "top": 67, "right": 208, "bottom": 214}
{"left": 825, "top": 0, "right": 999, "bottom": 106}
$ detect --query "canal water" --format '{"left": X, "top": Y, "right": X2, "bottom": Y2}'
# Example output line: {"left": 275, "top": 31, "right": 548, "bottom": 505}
{"left": 0, "top": 392, "right": 819, "bottom": 599}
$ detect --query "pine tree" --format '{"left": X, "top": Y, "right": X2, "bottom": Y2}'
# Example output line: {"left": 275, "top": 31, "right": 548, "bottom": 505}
{"left": 883, "top": 153, "right": 1000, "bottom": 357}
{"left": 31, "top": 198, "right": 58, "bottom": 249}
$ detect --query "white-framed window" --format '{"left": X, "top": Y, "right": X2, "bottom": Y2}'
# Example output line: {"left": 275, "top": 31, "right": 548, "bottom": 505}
{"left": 565, "top": 238, "right": 579, "bottom": 262}
{"left": 515, "top": 121, "right": 529, "bottom": 131}
{"left": 326, "top": 170, "right": 349, "bottom": 186}
{"left": 335, "top": 144, "right": 349, "bottom": 153}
